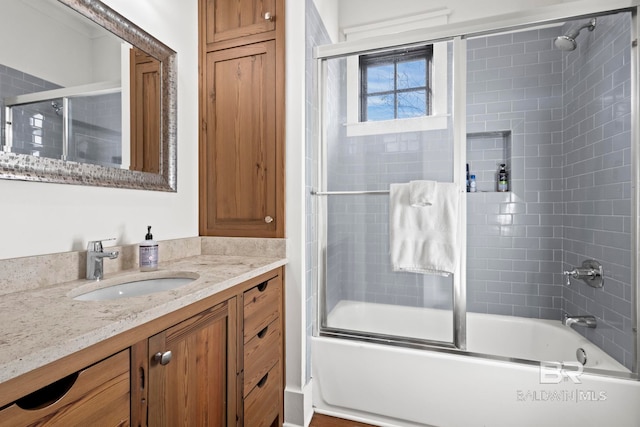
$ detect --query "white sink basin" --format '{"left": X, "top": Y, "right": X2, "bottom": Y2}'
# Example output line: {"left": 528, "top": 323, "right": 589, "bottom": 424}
{"left": 73, "top": 274, "right": 198, "bottom": 301}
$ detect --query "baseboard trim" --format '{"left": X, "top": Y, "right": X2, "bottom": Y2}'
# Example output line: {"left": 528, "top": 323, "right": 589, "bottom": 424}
{"left": 284, "top": 380, "right": 314, "bottom": 427}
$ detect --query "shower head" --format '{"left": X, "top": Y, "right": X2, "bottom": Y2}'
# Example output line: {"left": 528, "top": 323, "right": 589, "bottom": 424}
{"left": 51, "top": 101, "right": 62, "bottom": 115}
{"left": 555, "top": 18, "right": 596, "bottom": 51}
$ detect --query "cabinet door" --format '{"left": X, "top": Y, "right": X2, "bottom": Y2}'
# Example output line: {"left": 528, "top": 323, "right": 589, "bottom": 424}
{"left": 130, "top": 48, "right": 161, "bottom": 173}
{"left": 204, "top": 0, "right": 276, "bottom": 45}
{"left": 200, "top": 41, "right": 282, "bottom": 237}
{"left": 148, "top": 300, "right": 237, "bottom": 427}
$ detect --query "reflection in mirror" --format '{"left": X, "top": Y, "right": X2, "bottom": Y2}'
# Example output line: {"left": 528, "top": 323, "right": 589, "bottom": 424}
{"left": 0, "top": 0, "right": 176, "bottom": 191}
{"left": 130, "top": 48, "right": 161, "bottom": 173}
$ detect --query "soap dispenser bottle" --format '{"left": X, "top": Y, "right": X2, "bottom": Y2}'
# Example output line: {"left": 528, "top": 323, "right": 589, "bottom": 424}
{"left": 139, "top": 225, "right": 158, "bottom": 271}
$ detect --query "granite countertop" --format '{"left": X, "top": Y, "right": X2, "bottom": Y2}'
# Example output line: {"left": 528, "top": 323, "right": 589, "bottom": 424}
{"left": 0, "top": 253, "right": 286, "bottom": 385}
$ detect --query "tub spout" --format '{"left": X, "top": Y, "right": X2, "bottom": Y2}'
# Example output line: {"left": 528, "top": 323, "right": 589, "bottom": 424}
{"left": 563, "top": 314, "right": 597, "bottom": 329}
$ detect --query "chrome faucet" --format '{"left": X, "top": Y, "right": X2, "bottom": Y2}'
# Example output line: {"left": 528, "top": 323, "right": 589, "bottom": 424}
{"left": 86, "top": 239, "right": 119, "bottom": 281}
{"left": 563, "top": 313, "right": 597, "bottom": 328}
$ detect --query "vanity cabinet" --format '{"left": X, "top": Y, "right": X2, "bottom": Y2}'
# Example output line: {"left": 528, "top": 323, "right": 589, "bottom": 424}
{"left": 145, "top": 300, "right": 237, "bottom": 427}
{"left": 0, "top": 267, "right": 284, "bottom": 427}
{"left": 0, "top": 349, "right": 130, "bottom": 427}
{"left": 130, "top": 267, "right": 284, "bottom": 427}
{"left": 241, "top": 275, "right": 283, "bottom": 426}
{"left": 199, "top": 0, "right": 285, "bottom": 238}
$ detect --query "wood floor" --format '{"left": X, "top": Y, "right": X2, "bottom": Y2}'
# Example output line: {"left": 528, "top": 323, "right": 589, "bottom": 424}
{"left": 310, "top": 414, "right": 375, "bottom": 427}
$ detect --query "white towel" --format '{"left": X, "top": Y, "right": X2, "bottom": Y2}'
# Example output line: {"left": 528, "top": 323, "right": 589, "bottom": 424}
{"left": 410, "top": 180, "right": 437, "bottom": 207}
{"left": 389, "top": 182, "right": 459, "bottom": 276}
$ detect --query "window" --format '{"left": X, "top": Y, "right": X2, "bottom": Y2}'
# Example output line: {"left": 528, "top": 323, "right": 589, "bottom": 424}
{"left": 340, "top": 10, "right": 451, "bottom": 137}
{"left": 359, "top": 46, "right": 432, "bottom": 122}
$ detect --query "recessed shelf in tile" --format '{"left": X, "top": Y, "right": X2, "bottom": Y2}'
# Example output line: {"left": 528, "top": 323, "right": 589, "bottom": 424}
{"left": 467, "top": 130, "right": 511, "bottom": 193}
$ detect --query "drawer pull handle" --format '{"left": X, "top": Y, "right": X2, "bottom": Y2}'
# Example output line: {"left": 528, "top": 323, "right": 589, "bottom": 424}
{"left": 154, "top": 351, "right": 172, "bottom": 366}
{"left": 257, "top": 282, "right": 268, "bottom": 292}
{"left": 257, "top": 372, "right": 269, "bottom": 388}
{"left": 265, "top": 215, "right": 274, "bottom": 223}
{"left": 264, "top": 12, "right": 273, "bottom": 22}
{"left": 257, "top": 326, "right": 269, "bottom": 339}
{"left": 16, "top": 373, "right": 79, "bottom": 410}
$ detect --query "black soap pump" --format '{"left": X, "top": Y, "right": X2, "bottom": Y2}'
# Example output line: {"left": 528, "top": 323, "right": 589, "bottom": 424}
{"left": 139, "top": 225, "right": 158, "bottom": 271}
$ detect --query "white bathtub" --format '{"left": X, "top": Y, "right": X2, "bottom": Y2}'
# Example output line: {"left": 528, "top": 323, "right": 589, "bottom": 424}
{"left": 313, "top": 301, "right": 640, "bottom": 427}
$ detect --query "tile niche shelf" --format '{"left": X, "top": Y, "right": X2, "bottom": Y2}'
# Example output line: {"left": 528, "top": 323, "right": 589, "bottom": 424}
{"left": 466, "top": 130, "right": 511, "bottom": 193}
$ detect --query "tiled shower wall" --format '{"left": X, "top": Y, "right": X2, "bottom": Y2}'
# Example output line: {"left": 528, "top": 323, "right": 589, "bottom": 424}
{"left": 1, "top": 64, "right": 122, "bottom": 167}
{"left": 560, "top": 13, "right": 633, "bottom": 369}
{"left": 70, "top": 93, "right": 122, "bottom": 167}
{"left": 466, "top": 26, "right": 565, "bottom": 319}
{"left": 0, "top": 65, "right": 61, "bottom": 156}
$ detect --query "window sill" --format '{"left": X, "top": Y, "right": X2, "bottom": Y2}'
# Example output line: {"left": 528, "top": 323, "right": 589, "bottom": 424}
{"left": 345, "top": 114, "right": 449, "bottom": 137}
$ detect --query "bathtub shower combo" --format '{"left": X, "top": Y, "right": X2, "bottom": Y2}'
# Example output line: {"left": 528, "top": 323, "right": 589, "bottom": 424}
{"left": 311, "top": 1, "right": 640, "bottom": 426}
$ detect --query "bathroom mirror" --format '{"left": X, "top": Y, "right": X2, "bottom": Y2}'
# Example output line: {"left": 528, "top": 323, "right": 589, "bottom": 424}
{"left": 0, "top": 0, "right": 177, "bottom": 191}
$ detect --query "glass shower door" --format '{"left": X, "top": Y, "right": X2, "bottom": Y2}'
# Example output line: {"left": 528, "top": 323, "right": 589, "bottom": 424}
{"left": 317, "top": 38, "right": 461, "bottom": 347}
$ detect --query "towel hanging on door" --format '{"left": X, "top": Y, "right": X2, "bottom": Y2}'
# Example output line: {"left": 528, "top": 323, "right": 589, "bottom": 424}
{"left": 389, "top": 181, "right": 459, "bottom": 276}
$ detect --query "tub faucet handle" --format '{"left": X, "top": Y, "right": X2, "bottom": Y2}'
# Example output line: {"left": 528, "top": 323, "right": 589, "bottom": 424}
{"left": 562, "top": 260, "right": 603, "bottom": 288}
{"left": 562, "top": 270, "right": 572, "bottom": 286}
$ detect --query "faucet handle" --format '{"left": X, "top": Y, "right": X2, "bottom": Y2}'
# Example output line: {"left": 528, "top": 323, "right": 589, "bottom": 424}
{"left": 87, "top": 238, "right": 116, "bottom": 252}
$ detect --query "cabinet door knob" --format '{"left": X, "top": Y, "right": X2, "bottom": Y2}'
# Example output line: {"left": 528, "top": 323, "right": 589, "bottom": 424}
{"left": 264, "top": 12, "right": 273, "bottom": 21}
{"left": 154, "top": 351, "right": 172, "bottom": 366}
{"left": 265, "top": 216, "right": 274, "bottom": 223}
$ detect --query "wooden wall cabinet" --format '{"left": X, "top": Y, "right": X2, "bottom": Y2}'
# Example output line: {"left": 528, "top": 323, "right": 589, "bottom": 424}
{"left": 199, "top": 0, "right": 285, "bottom": 238}
{"left": 203, "top": 0, "right": 276, "bottom": 47}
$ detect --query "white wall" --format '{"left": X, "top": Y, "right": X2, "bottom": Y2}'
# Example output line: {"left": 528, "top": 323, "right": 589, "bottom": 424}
{"left": 0, "top": 0, "right": 94, "bottom": 86}
{"left": 311, "top": 0, "right": 339, "bottom": 42}
{"left": 0, "top": 0, "right": 199, "bottom": 260}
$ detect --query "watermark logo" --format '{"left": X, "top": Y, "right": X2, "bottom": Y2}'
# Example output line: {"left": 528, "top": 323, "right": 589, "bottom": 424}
{"left": 539, "top": 361, "right": 583, "bottom": 384}
{"left": 516, "top": 390, "right": 608, "bottom": 403}
{"left": 515, "top": 361, "right": 607, "bottom": 403}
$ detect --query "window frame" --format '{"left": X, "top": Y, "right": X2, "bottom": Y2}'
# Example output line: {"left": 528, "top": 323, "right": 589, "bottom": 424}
{"left": 359, "top": 45, "right": 433, "bottom": 122}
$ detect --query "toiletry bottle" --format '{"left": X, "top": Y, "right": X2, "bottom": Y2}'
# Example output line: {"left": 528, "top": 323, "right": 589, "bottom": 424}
{"left": 498, "top": 164, "right": 509, "bottom": 192}
{"left": 466, "top": 164, "right": 470, "bottom": 192}
{"left": 469, "top": 175, "right": 477, "bottom": 192}
{"left": 139, "top": 225, "right": 158, "bottom": 271}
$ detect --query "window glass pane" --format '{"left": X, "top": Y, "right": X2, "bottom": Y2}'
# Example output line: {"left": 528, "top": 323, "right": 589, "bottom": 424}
{"left": 366, "top": 94, "right": 395, "bottom": 121}
{"left": 397, "top": 59, "right": 426, "bottom": 90}
{"left": 366, "top": 63, "right": 394, "bottom": 93}
{"left": 397, "top": 90, "right": 426, "bottom": 119}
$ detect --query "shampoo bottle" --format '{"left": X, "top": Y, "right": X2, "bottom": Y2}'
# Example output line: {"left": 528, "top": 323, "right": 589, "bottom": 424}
{"left": 497, "top": 163, "right": 509, "bottom": 192}
{"left": 139, "top": 225, "right": 158, "bottom": 271}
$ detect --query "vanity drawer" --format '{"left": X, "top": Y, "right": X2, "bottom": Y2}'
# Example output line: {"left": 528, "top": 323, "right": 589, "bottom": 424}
{"left": 243, "top": 275, "right": 281, "bottom": 343}
{"left": 0, "top": 349, "right": 130, "bottom": 427}
{"left": 244, "top": 362, "right": 281, "bottom": 427}
{"left": 243, "top": 319, "right": 280, "bottom": 396}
